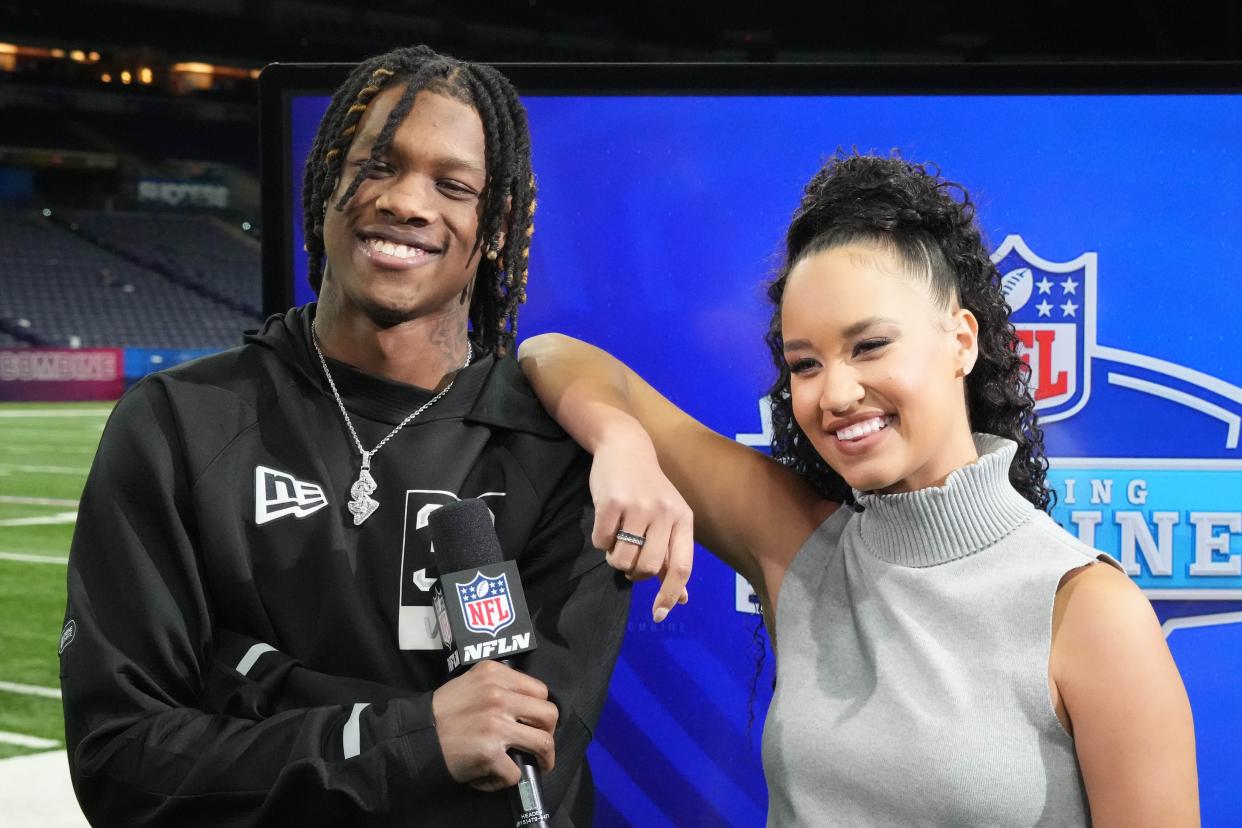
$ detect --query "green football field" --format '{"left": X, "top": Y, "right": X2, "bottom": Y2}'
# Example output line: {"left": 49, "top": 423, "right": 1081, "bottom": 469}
{"left": 0, "top": 401, "right": 112, "bottom": 761}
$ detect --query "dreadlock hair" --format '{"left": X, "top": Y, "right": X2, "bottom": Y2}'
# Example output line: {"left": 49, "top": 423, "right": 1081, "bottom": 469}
{"left": 301, "top": 44, "right": 536, "bottom": 356}
{"left": 764, "top": 151, "right": 1053, "bottom": 511}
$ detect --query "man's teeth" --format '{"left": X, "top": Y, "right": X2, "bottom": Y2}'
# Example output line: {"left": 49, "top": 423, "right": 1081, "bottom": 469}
{"left": 367, "top": 238, "right": 427, "bottom": 259}
{"left": 835, "top": 416, "right": 891, "bottom": 442}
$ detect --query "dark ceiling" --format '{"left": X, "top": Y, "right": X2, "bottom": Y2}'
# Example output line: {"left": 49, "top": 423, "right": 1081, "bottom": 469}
{"left": 4, "top": 0, "right": 1241, "bottom": 68}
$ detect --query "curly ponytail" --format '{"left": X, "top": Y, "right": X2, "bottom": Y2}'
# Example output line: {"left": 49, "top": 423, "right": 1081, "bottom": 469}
{"left": 764, "top": 152, "right": 1052, "bottom": 510}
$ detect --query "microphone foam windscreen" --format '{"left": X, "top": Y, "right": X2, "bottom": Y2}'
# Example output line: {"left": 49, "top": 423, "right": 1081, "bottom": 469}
{"left": 428, "top": 499, "right": 505, "bottom": 572}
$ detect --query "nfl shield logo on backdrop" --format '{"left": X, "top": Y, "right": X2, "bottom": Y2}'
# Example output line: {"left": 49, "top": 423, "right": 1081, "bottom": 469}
{"left": 991, "top": 235, "right": 1097, "bottom": 424}
{"left": 456, "top": 571, "right": 515, "bottom": 635}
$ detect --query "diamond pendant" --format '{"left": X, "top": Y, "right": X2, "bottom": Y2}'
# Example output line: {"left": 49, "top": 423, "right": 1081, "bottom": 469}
{"left": 347, "top": 451, "right": 379, "bottom": 526}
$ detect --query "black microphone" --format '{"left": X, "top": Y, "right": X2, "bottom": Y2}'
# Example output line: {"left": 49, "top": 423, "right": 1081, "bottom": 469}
{"left": 428, "top": 499, "right": 551, "bottom": 828}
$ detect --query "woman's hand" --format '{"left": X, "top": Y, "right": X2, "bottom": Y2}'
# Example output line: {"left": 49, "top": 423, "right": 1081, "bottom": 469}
{"left": 520, "top": 333, "right": 827, "bottom": 614}
{"left": 587, "top": 422, "right": 693, "bottom": 622}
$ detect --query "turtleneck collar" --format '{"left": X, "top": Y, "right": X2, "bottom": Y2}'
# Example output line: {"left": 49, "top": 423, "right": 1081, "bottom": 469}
{"left": 851, "top": 433, "right": 1036, "bottom": 568}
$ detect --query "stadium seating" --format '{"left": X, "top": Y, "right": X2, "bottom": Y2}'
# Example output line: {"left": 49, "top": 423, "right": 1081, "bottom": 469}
{"left": 68, "top": 210, "right": 262, "bottom": 314}
{"left": 0, "top": 210, "right": 261, "bottom": 349}
{"left": 0, "top": 329, "right": 29, "bottom": 348}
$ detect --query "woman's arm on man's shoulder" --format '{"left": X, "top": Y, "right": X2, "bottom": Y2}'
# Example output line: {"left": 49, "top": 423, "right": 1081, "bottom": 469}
{"left": 518, "top": 333, "right": 834, "bottom": 619}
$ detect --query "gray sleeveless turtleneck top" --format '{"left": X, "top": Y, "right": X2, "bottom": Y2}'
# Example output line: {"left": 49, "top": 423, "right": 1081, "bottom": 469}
{"left": 762, "top": 434, "right": 1104, "bottom": 826}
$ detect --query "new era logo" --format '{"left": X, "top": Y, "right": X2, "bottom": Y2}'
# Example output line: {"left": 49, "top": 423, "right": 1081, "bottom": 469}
{"left": 255, "top": 466, "right": 328, "bottom": 525}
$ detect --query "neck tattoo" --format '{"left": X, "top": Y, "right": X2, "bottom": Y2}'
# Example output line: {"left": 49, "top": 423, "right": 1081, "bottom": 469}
{"left": 311, "top": 319, "right": 473, "bottom": 525}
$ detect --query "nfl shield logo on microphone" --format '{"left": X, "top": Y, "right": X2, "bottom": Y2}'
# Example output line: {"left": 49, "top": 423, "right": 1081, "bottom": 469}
{"left": 457, "top": 571, "right": 516, "bottom": 635}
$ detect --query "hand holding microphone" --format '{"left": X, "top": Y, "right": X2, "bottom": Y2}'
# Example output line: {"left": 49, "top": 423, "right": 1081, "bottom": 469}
{"left": 430, "top": 661, "right": 556, "bottom": 792}
{"left": 428, "top": 499, "right": 553, "bottom": 827}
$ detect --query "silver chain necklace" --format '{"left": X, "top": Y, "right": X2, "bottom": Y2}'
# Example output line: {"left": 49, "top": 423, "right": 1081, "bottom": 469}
{"left": 312, "top": 319, "right": 472, "bottom": 526}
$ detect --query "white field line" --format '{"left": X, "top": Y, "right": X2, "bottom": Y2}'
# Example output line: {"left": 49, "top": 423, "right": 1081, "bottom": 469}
{"left": 0, "top": 732, "right": 59, "bottom": 749}
{"left": 0, "top": 410, "right": 110, "bottom": 418}
{"left": 0, "top": 512, "right": 77, "bottom": 527}
{"left": 0, "top": 552, "right": 68, "bottom": 565}
{"left": 0, "top": 465, "right": 88, "bottom": 475}
{"left": 0, "top": 681, "right": 61, "bottom": 700}
{"left": 0, "top": 446, "right": 94, "bottom": 455}
{"left": 0, "top": 496, "right": 78, "bottom": 507}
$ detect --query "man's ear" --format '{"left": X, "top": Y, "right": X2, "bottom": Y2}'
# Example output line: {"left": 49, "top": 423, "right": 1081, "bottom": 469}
{"left": 953, "top": 308, "right": 979, "bottom": 378}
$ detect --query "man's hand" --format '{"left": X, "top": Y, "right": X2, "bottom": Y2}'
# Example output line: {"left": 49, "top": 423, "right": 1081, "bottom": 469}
{"left": 590, "top": 425, "right": 693, "bottom": 622}
{"left": 431, "top": 660, "right": 559, "bottom": 792}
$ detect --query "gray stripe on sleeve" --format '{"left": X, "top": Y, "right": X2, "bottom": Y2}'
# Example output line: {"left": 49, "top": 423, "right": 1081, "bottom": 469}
{"left": 343, "top": 702, "right": 371, "bottom": 759}
{"left": 235, "top": 643, "right": 277, "bottom": 676}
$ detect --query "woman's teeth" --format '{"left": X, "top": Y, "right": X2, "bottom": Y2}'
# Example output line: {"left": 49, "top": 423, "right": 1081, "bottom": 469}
{"left": 367, "top": 238, "right": 428, "bottom": 259}
{"left": 835, "top": 415, "right": 892, "bottom": 442}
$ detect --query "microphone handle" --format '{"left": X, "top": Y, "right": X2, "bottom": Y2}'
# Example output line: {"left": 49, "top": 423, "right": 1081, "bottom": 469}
{"left": 498, "top": 658, "right": 551, "bottom": 828}
{"left": 505, "top": 748, "right": 550, "bottom": 828}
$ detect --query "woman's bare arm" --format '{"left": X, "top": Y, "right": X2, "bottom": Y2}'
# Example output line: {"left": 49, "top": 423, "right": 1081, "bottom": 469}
{"left": 518, "top": 333, "right": 833, "bottom": 619}
{"left": 1051, "top": 562, "right": 1199, "bottom": 826}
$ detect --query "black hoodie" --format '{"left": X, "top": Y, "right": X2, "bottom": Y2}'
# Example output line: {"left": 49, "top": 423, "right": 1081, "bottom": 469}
{"left": 60, "top": 304, "right": 630, "bottom": 827}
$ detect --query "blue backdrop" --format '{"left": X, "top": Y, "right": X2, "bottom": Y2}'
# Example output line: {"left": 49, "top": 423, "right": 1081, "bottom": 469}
{"left": 290, "top": 92, "right": 1242, "bottom": 826}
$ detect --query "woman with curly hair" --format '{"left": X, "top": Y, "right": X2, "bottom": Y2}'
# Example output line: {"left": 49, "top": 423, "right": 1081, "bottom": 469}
{"left": 519, "top": 153, "right": 1198, "bottom": 825}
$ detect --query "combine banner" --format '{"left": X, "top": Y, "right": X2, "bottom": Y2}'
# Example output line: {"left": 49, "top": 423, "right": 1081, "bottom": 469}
{"left": 0, "top": 348, "right": 218, "bottom": 400}
{"left": 994, "top": 235, "right": 1242, "bottom": 601}
{"left": 0, "top": 348, "right": 124, "bottom": 401}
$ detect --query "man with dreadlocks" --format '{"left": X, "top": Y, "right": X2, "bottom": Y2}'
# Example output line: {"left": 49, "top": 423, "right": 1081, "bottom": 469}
{"left": 61, "top": 45, "right": 629, "bottom": 826}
